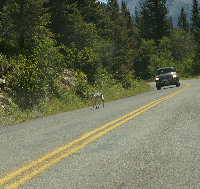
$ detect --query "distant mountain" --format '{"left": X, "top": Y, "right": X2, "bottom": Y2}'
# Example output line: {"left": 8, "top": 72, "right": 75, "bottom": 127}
{"left": 117, "top": 0, "right": 192, "bottom": 27}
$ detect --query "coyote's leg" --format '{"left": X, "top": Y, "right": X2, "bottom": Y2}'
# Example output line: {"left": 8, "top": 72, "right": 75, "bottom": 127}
{"left": 102, "top": 95, "right": 104, "bottom": 107}
{"left": 96, "top": 99, "right": 98, "bottom": 109}
{"left": 94, "top": 98, "right": 97, "bottom": 109}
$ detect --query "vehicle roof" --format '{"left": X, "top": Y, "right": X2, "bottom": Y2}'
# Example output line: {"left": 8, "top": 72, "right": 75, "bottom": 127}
{"left": 157, "top": 67, "right": 175, "bottom": 70}
{"left": 156, "top": 67, "right": 177, "bottom": 75}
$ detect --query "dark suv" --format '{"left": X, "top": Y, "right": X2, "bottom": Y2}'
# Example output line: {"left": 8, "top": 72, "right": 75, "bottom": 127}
{"left": 155, "top": 67, "right": 180, "bottom": 90}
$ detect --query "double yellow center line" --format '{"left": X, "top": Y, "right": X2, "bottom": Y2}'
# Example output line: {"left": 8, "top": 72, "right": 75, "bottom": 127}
{"left": 0, "top": 83, "right": 190, "bottom": 189}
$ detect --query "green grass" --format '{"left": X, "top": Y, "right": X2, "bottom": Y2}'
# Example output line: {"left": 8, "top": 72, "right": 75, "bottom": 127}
{"left": 0, "top": 81, "right": 151, "bottom": 127}
{"left": 180, "top": 75, "right": 200, "bottom": 80}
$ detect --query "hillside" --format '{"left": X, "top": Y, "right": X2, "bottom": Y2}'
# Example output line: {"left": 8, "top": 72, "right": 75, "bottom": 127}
{"left": 118, "top": 0, "right": 192, "bottom": 26}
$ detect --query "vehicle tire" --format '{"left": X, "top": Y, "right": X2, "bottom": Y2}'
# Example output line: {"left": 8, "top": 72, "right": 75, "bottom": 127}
{"left": 176, "top": 82, "right": 180, "bottom": 87}
{"left": 157, "top": 86, "right": 161, "bottom": 90}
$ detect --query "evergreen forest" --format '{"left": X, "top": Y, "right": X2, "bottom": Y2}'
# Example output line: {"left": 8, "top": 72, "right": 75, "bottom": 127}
{"left": 0, "top": 0, "right": 200, "bottom": 125}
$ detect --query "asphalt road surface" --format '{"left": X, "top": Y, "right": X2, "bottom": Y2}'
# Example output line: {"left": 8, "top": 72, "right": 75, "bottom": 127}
{"left": 0, "top": 80, "right": 199, "bottom": 189}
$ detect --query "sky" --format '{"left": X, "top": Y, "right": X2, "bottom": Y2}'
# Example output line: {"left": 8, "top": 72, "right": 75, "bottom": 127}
{"left": 98, "top": 0, "right": 108, "bottom": 3}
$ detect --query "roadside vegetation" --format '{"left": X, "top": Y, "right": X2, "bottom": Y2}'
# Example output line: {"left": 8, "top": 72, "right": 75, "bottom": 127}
{"left": 0, "top": 79, "right": 150, "bottom": 127}
{"left": 1, "top": 0, "right": 200, "bottom": 127}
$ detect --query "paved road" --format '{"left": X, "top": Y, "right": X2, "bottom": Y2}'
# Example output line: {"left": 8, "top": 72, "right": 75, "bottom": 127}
{"left": 0, "top": 80, "right": 199, "bottom": 188}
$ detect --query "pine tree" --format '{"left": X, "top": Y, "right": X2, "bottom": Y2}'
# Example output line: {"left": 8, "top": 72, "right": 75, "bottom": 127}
{"left": 177, "top": 6, "right": 189, "bottom": 32}
{"left": 44, "top": 0, "right": 75, "bottom": 47}
{"left": 191, "top": 0, "right": 200, "bottom": 44}
{"left": 121, "top": 1, "right": 132, "bottom": 29}
{"left": 191, "top": 0, "right": 200, "bottom": 30}
{"left": 75, "top": 0, "right": 101, "bottom": 24}
{"left": 191, "top": 0, "right": 200, "bottom": 41}
{"left": 0, "top": 0, "right": 49, "bottom": 55}
{"left": 135, "top": 0, "right": 173, "bottom": 44}
{"left": 45, "top": 0, "right": 100, "bottom": 49}
{"left": 100, "top": 0, "right": 138, "bottom": 86}
{"left": 0, "top": 0, "right": 6, "bottom": 13}
{"left": 191, "top": 0, "right": 200, "bottom": 75}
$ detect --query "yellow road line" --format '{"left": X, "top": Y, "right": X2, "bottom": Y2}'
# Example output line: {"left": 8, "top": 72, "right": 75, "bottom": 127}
{"left": 0, "top": 83, "right": 190, "bottom": 189}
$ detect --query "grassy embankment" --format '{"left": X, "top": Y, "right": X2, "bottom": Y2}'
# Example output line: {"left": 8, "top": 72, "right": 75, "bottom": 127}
{"left": 0, "top": 80, "right": 150, "bottom": 127}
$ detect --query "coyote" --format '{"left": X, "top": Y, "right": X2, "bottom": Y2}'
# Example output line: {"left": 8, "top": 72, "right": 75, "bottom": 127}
{"left": 89, "top": 92, "right": 104, "bottom": 109}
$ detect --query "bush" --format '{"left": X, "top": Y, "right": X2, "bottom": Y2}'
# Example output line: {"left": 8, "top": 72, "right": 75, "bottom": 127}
{"left": 74, "top": 70, "right": 92, "bottom": 99}
{"left": 3, "top": 33, "right": 64, "bottom": 109}
{"left": 93, "top": 67, "right": 118, "bottom": 91}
